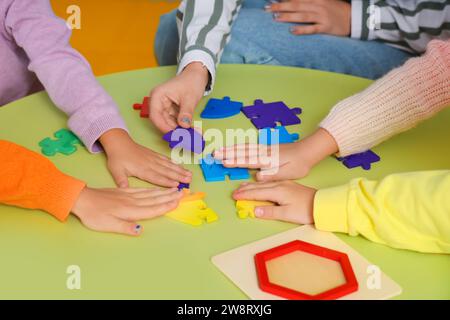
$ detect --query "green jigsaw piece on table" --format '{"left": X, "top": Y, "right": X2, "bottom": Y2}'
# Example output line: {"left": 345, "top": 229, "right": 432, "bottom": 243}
{"left": 39, "top": 129, "right": 83, "bottom": 156}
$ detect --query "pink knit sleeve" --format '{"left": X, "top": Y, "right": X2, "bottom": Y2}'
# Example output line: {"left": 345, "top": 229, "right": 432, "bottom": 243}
{"left": 320, "top": 40, "right": 450, "bottom": 157}
{"left": 4, "top": 0, "right": 128, "bottom": 153}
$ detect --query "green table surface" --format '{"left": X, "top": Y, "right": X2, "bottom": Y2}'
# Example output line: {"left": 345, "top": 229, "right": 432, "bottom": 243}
{"left": 0, "top": 65, "right": 449, "bottom": 299}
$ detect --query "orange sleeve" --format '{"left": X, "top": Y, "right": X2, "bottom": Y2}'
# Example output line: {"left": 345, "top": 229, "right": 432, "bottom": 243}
{"left": 0, "top": 140, "right": 86, "bottom": 221}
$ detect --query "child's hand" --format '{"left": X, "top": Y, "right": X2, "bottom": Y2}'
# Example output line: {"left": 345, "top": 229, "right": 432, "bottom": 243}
{"left": 214, "top": 142, "right": 312, "bottom": 181}
{"left": 100, "top": 129, "right": 192, "bottom": 188}
{"left": 214, "top": 128, "right": 338, "bottom": 182}
{"left": 149, "top": 62, "right": 210, "bottom": 133}
{"left": 233, "top": 181, "right": 316, "bottom": 225}
{"left": 267, "top": 0, "right": 351, "bottom": 36}
{"left": 72, "top": 187, "right": 183, "bottom": 236}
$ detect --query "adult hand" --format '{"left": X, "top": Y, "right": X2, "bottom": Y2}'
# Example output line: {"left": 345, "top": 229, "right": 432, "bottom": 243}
{"left": 266, "top": 0, "right": 351, "bottom": 36}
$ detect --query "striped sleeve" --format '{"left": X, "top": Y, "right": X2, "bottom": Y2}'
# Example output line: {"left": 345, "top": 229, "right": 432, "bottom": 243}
{"left": 176, "top": 0, "right": 242, "bottom": 94}
{"left": 351, "top": 0, "right": 450, "bottom": 54}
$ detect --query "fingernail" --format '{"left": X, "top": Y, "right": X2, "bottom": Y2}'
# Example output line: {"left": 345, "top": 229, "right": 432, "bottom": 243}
{"left": 264, "top": 5, "right": 271, "bottom": 11}
{"left": 273, "top": 13, "right": 279, "bottom": 19}
{"left": 134, "top": 225, "right": 142, "bottom": 234}
{"left": 181, "top": 117, "right": 191, "bottom": 125}
{"left": 255, "top": 208, "right": 264, "bottom": 217}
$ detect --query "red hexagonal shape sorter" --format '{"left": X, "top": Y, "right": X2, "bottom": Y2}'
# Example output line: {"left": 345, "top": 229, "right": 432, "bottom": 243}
{"left": 254, "top": 240, "right": 358, "bottom": 300}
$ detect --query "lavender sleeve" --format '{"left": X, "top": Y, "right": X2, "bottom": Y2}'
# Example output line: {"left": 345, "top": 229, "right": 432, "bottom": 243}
{"left": 4, "top": 0, "right": 128, "bottom": 153}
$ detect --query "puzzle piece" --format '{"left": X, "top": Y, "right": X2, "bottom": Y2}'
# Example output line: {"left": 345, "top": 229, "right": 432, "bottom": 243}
{"left": 163, "top": 126, "right": 205, "bottom": 154}
{"left": 177, "top": 183, "right": 190, "bottom": 191}
{"left": 133, "top": 97, "right": 149, "bottom": 118}
{"left": 201, "top": 96, "right": 243, "bottom": 119}
{"left": 337, "top": 150, "right": 381, "bottom": 170}
{"left": 39, "top": 129, "right": 83, "bottom": 156}
{"left": 259, "top": 126, "right": 300, "bottom": 145}
{"left": 166, "top": 191, "right": 219, "bottom": 226}
{"left": 242, "top": 100, "right": 302, "bottom": 129}
{"left": 236, "top": 200, "right": 274, "bottom": 219}
{"left": 200, "top": 154, "right": 250, "bottom": 182}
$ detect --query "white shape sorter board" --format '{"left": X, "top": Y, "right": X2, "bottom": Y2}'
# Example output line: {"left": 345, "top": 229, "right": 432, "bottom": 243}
{"left": 212, "top": 225, "right": 402, "bottom": 300}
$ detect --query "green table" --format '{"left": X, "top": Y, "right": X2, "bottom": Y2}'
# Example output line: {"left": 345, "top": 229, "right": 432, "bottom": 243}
{"left": 0, "top": 65, "right": 449, "bottom": 299}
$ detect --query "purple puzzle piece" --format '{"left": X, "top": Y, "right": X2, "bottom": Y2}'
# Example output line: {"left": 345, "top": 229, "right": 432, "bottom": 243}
{"left": 242, "top": 100, "right": 302, "bottom": 129}
{"left": 163, "top": 126, "right": 205, "bottom": 154}
{"left": 337, "top": 150, "right": 380, "bottom": 170}
{"left": 177, "top": 183, "right": 190, "bottom": 191}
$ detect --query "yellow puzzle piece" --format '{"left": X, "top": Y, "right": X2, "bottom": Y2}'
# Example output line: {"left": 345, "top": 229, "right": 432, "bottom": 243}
{"left": 236, "top": 200, "right": 273, "bottom": 219}
{"left": 166, "top": 190, "right": 219, "bottom": 226}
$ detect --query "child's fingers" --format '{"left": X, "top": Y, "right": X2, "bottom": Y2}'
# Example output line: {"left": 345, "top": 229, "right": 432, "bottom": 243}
{"left": 162, "top": 107, "right": 179, "bottom": 129}
{"left": 290, "top": 24, "right": 324, "bottom": 35}
{"left": 131, "top": 187, "right": 178, "bottom": 199}
{"left": 137, "top": 190, "right": 183, "bottom": 207}
{"left": 214, "top": 144, "right": 259, "bottom": 159}
{"left": 109, "top": 166, "right": 129, "bottom": 188}
{"left": 233, "top": 185, "right": 282, "bottom": 203}
{"left": 267, "top": 1, "right": 316, "bottom": 13}
{"left": 274, "top": 12, "right": 319, "bottom": 23}
{"left": 234, "top": 181, "right": 280, "bottom": 193}
{"left": 157, "top": 158, "right": 192, "bottom": 181}
{"left": 155, "top": 153, "right": 192, "bottom": 176}
{"left": 138, "top": 170, "right": 179, "bottom": 188}
{"left": 157, "top": 164, "right": 192, "bottom": 184}
{"left": 149, "top": 94, "right": 177, "bottom": 133}
{"left": 254, "top": 205, "right": 286, "bottom": 221}
{"left": 127, "top": 200, "right": 180, "bottom": 220}
{"left": 85, "top": 216, "right": 142, "bottom": 237}
{"left": 222, "top": 157, "right": 272, "bottom": 169}
{"left": 256, "top": 164, "right": 291, "bottom": 182}
{"left": 178, "top": 95, "right": 197, "bottom": 128}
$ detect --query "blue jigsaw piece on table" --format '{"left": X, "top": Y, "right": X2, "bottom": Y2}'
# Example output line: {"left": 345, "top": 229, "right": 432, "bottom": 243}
{"left": 163, "top": 126, "right": 205, "bottom": 154}
{"left": 200, "top": 154, "right": 250, "bottom": 182}
{"left": 241, "top": 99, "right": 302, "bottom": 129}
{"left": 39, "top": 129, "right": 83, "bottom": 156}
{"left": 337, "top": 150, "right": 381, "bottom": 170}
{"left": 259, "top": 126, "right": 300, "bottom": 145}
{"left": 201, "top": 96, "right": 243, "bottom": 119}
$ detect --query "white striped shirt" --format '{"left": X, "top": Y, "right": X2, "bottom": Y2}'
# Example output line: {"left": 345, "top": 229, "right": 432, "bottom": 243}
{"left": 176, "top": 0, "right": 450, "bottom": 91}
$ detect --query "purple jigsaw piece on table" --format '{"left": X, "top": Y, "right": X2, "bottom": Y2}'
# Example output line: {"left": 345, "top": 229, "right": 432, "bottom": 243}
{"left": 177, "top": 183, "right": 190, "bottom": 191}
{"left": 241, "top": 100, "right": 302, "bottom": 129}
{"left": 337, "top": 150, "right": 381, "bottom": 170}
{"left": 163, "top": 126, "right": 205, "bottom": 154}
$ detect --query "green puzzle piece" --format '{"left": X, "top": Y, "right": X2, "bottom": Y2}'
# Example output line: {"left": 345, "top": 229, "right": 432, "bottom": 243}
{"left": 39, "top": 129, "right": 83, "bottom": 156}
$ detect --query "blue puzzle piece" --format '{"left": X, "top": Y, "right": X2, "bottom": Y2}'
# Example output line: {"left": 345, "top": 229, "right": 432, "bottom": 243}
{"left": 201, "top": 96, "right": 243, "bottom": 119}
{"left": 200, "top": 154, "right": 250, "bottom": 182}
{"left": 337, "top": 150, "right": 380, "bottom": 170}
{"left": 163, "top": 126, "right": 205, "bottom": 154}
{"left": 259, "top": 126, "right": 300, "bottom": 145}
{"left": 242, "top": 100, "right": 302, "bottom": 129}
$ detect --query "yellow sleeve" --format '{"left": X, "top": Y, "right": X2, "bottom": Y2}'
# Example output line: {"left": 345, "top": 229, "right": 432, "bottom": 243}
{"left": 314, "top": 171, "right": 450, "bottom": 254}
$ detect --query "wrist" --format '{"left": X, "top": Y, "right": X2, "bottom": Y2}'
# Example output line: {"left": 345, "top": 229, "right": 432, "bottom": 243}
{"left": 183, "top": 62, "right": 210, "bottom": 89}
{"left": 308, "top": 188, "right": 317, "bottom": 224}
{"left": 99, "top": 129, "right": 134, "bottom": 155}
{"left": 297, "top": 128, "right": 339, "bottom": 168}
{"left": 71, "top": 186, "right": 91, "bottom": 220}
